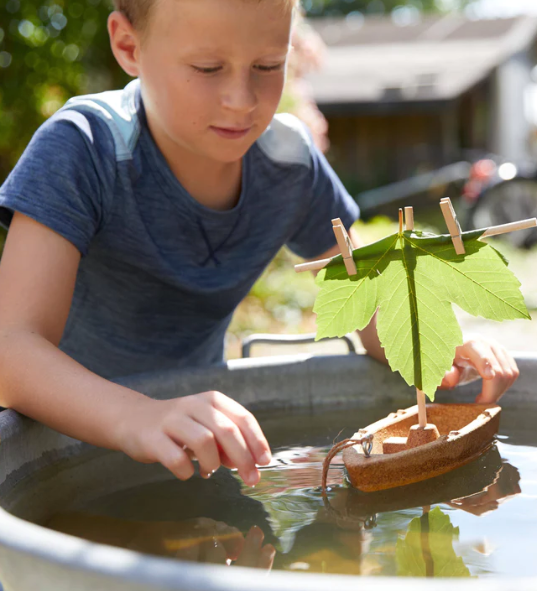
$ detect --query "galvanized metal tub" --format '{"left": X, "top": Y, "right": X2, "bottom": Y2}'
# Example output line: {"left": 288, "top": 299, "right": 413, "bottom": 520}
{"left": 0, "top": 351, "right": 536, "bottom": 591}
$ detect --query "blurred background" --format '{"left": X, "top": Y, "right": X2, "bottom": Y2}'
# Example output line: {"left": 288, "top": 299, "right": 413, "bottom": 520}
{"left": 1, "top": 0, "right": 536, "bottom": 358}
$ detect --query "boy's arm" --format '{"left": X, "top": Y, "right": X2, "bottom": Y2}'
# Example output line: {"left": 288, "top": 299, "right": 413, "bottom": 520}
{"left": 308, "top": 225, "right": 519, "bottom": 403}
{"left": 0, "top": 213, "right": 270, "bottom": 486}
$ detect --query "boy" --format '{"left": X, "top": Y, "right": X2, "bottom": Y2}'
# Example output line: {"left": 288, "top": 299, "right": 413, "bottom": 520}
{"left": 0, "top": 0, "right": 518, "bottom": 490}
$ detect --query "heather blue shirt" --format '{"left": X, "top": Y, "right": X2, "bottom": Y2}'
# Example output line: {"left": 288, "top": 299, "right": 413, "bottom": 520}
{"left": 0, "top": 80, "right": 359, "bottom": 379}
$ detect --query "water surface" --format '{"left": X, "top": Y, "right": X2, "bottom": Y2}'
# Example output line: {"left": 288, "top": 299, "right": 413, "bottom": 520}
{"left": 13, "top": 405, "right": 537, "bottom": 578}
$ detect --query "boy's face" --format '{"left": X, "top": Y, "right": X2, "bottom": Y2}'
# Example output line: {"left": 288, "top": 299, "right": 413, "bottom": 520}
{"left": 114, "top": 0, "right": 293, "bottom": 165}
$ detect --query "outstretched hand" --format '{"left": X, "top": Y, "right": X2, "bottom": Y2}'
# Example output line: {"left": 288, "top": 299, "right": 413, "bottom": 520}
{"left": 117, "top": 391, "right": 272, "bottom": 487}
{"left": 439, "top": 335, "right": 519, "bottom": 403}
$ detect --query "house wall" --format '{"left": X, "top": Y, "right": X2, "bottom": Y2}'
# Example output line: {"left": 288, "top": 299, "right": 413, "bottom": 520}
{"left": 458, "top": 78, "right": 493, "bottom": 157}
{"left": 323, "top": 82, "right": 493, "bottom": 193}
{"left": 325, "top": 110, "right": 454, "bottom": 193}
{"left": 490, "top": 49, "right": 533, "bottom": 162}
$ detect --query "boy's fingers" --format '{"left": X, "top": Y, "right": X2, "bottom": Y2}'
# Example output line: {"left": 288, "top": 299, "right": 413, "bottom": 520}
{"left": 205, "top": 391, "right": 272, "bottom": 466}
{"left": 166, "top": 419, "right": 221, "bottom": 478}
{"left": 191, "top": 406, "right": 259, "bottom": 486}
{"left": 259, "top": 544, "right": 276, "bottom": 572}
{"left": 456, "top": 340, "right": 501, "bottom": 381}
{"left": 473, "top": 343, "right": 516, "bottom": 404}
{"left": 202, "top": 539, "right": 228, "bottom": 565}
{"left": 475, "top": 376, "right": 502, "bottom": 404}
{"left": 234, "top": 526, "right": 275, "bottom": 571}
{"left": 218, "top": 526, "right": 244, "bottom": 560}
{"left": 477, "top": 344, "right": 518, "bottom": 402}
{"left": 234, "top": 526, "right": 265, "bottom": 568}
{"left": 153, "top": 435, "right": 196, "bottom": 481}
{"left": 492, "top": 344, "right": 519, "bottom": 390}
{"left": 218, "top": 446, "right": 236, "bottom": 469}
{"left": 439, "top": 365, "right": 461, "bottom": 390}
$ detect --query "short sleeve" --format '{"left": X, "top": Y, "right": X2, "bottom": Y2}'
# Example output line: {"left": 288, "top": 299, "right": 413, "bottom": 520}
{"left": 0, "top": 110, "right": 116, "bottom": 256}
{"left": 286, "top": 139, "right": 360, "bottom": 259}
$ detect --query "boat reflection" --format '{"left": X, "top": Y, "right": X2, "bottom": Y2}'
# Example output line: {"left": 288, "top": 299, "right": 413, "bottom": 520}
{"left": 318, "top": 445, "right": 520, "bottom": 526}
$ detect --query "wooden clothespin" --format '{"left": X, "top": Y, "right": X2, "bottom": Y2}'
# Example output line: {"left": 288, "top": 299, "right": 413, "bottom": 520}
{"left": 404, "top": 206, "right": 414, "bottom": 231}
{"left": 332, "top": 218, "right": 357, "bottom": 276}
{"left": 294, "top": 213, "right": 536, "bottom": 275}
{"left": 440, "top": 198, "right": 465, "bottom": 255}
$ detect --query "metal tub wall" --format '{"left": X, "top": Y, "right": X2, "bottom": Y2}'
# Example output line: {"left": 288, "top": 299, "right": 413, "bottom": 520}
{"left": 0, "top": 353, "right": 535, "bottom": 591}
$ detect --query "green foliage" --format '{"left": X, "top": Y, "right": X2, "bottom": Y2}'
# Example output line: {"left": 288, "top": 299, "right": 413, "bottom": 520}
{"left": 0, "top": 0, "right": 129, "bottom": 183}
{"left": 314, "top": 229, "right": 530, "bottom": 398}
{"left": 396, "top": 507, "right": 471, "bottom": 577}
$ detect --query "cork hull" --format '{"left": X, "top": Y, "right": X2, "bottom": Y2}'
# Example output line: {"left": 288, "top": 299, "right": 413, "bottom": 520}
{"left": 342, "top": 403, "right": 501, "bottom": 493}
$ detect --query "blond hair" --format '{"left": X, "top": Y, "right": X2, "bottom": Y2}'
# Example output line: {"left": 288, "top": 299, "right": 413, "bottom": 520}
{"left": 113, "top": 0, "right": 300, "bottom": 31}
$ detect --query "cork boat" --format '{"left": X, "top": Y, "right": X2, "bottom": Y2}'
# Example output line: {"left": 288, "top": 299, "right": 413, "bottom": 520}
{"left": 320, "top": 445, "right": 521, "bottom": 531}
{"left": 340, "top": 403, "right": 501, "bottom": 493}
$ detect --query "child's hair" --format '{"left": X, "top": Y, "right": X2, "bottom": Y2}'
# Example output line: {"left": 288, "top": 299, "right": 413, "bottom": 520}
{"left": 113, "top": 0, "right": 300, "bottom": 33}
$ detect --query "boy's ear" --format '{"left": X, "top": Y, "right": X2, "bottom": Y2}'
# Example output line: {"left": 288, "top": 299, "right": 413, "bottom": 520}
{"left": 108, "top": 11, "right": 141, "bottom": 78}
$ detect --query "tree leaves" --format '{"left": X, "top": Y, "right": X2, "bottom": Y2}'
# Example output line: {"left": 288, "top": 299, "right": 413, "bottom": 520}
{"left": 314, "top": 229, "right": 530, "bottom": 399}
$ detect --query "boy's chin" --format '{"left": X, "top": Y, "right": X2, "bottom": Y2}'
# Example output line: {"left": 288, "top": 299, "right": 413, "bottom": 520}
{"left": 209, "top": 143, "right": 256, "bottom": 163}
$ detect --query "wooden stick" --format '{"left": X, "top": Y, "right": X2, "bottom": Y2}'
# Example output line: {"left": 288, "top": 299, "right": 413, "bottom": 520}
{"left": 404, "top": 206, "right": 414, "bottom": 231}
{"left": 417, "top": 389, "right": 427, "bottom": 428}
{"left": 294, "top": 215, "right": 536, "bottom": 274}
{"left": 481, "top": 217, "right": 537, "bottom": 237}
{"left": 332, "top": 218, "right": 357, "bottom": 276}
{"left": 294, "top": 257, "right": 333, "bottom": 274}
{"left": 440, "top": 198, "right": 465, "bottom": 255}
{"left": 399, "top": 208, "right": 403, "bottom": 233}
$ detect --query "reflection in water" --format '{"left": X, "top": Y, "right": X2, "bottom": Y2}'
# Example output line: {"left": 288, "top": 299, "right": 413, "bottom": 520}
{"left": 316, "top": 445, "right": 517, "bottom": 525}
{"left": 47, "top": 469, "right": 277, "bottom": 569}
{"left": 46, "top": 444, "right": 521, "bottom": 577}
{"left": 447, "top": 462, "right": 521, "bottom": 516}
{"left": 396, "top": 507, "right": 470, "bottom": 577}
{"left": 48, "top": 513, "right": 275, "bottom": 569}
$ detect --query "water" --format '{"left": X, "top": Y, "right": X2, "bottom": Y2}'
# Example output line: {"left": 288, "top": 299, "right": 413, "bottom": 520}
{"left": 11, "top": 405, "right": 537, "bottom": 578}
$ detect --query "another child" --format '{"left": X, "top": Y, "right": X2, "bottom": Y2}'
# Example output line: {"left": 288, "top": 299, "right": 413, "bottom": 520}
{"left": 0, "top": 0, "right": 519, "bottom": 488}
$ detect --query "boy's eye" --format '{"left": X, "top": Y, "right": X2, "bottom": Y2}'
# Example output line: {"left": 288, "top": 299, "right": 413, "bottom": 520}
{"left": 192, "top": 66, "right": 222, "bottom": 74}
{"left": 255, "top": 63, "right": 285, "bottom": 72}
{"left": 191, "top": 63, "right": 285, "bottom": 75}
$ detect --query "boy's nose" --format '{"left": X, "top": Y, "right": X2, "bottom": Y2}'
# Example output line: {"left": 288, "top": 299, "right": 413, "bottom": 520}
{"left": 221, "top": 73, "right": 257, "bottom": 113}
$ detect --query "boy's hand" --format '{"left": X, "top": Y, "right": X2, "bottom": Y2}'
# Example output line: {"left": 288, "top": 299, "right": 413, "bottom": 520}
{"left": 117, "top": 391, "right": 272, "bottom": 487}
{"left": 439, "top": 336, "right": 519, "bottom": 403}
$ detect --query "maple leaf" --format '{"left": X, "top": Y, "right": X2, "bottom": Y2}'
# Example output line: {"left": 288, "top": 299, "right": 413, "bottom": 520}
{"left": 314, "top": 229, "right": 530, "bottom": 399}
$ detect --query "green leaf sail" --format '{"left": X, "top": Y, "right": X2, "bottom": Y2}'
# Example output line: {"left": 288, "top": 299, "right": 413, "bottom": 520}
{"left": 314, "top": 230, "right": 530, "bottom": 399}
{"left": 407, "top": 233, "right": 529, "bottom": 321}
{"left": 375, "top": 240, "right": 463, "bottom": 397}
{"left": 314, "top": 234, "right": 397, "bottom": 339}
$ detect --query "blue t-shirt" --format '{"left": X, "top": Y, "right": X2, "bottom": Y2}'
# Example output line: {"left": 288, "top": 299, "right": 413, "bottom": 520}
{"left": 0, "top": 80, "right": 359, "bottom": 379}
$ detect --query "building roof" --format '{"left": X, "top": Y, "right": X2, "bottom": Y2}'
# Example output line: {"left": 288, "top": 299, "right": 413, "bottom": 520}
{"left": 305, "top": 14, "right": 537, "bottom": 108}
